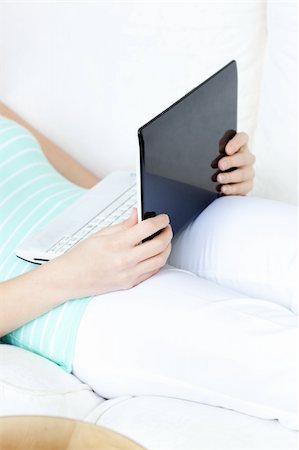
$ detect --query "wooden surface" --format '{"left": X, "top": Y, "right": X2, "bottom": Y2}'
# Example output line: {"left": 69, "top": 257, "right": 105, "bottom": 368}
{"left": 0, "top": 416, "right": 146, "bottom": 450}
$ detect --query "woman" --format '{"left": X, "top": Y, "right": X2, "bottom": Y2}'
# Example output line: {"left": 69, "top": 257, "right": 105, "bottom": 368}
{"left": 0, "top": 102, "right": 297, "bottom": 430}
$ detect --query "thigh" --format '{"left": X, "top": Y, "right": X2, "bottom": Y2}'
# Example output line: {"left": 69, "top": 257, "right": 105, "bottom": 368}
{"left": 72, "top": 266, "right": 297, "bottom": 430}
{"left": 169, "top": 196, "right": 298, "bottom": 313}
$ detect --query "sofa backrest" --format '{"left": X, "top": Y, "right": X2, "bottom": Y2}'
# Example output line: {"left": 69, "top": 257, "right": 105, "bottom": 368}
{"left": 251, "top": 1, "right": 297, "bottom": 204}
{"left": 0, "top": 2, "right": 296, "bottom": 203}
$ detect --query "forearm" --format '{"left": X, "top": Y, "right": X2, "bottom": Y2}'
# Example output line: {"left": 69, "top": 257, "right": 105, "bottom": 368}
{"left": 0, "top": 101, "right": 100, "bottom": 188}
{"left": 0, "top": 257, "right": 73, "bottom": 337}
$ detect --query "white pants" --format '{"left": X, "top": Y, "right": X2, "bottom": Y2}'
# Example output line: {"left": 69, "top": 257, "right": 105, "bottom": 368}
{"left": 73, "top": 196, "right": 298, "bottom": 430}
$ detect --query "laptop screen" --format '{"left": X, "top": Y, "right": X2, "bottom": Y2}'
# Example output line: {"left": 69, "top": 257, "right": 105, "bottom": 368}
{"left": 138, "top": 60, "right": 238, "bottom": 235}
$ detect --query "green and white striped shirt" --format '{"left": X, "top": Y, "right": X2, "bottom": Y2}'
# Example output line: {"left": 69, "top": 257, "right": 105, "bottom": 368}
{"left": 0, "top": 116, "right": 93, "bottom": 372}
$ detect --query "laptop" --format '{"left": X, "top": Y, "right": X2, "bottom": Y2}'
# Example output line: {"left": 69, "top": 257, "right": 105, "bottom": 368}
{"left": 16, "top": 60, "right": 237, "bottom": 264}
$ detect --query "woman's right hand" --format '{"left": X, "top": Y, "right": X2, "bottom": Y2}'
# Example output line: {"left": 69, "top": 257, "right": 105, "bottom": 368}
{"left": 59, "top": 208, "right": 173, "bottom": 299}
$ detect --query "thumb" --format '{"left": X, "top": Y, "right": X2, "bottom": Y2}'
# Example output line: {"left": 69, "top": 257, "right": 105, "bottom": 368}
{"left": 96, "top": 208, "right": 138, "bottom": 236}
{"left": 128, "top": 207, "right": 138, "bottom": 226}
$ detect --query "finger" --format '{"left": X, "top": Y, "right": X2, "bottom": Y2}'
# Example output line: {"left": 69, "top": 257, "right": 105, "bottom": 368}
{"left": 132, "top": 268, "right": 160, "bottom": 288}
{"left": 218, "top": 146, "right": 255, "bottom": 171}
{"left": 123, "top": 214, "right": 170, "bottom": 247}
{"left": 133, "top": 225, "right": 173, "bottom": 263}
{"left": 221, "top": 180, "right": 253, "bottom": 196}
{"left": 136, "top": 243, "right": 172, "bottom": 274}
{"left": 111, "top": 226, "right": 172, "bottom": 271}
{"left": 225, "top": 132, "right": 249, "bottom": 155}
{"left": 210, "top": 153, "right": 222, "bottom": 169}
{"left": 129, "top": 207, "right": 138, "bottom": 224}
{"left": 218, "top": 130, "right": 237, "bottom": 154}
{"left": 96, "top": 208, "right": 138, "bottom": 236}
{"left": 217, "top": 166, "right": 255, "bottom": 185}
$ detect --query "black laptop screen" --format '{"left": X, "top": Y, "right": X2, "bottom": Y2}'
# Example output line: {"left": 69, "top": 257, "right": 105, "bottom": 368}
{"left": 138, "top": 60, "right": 238, "bottom": 235}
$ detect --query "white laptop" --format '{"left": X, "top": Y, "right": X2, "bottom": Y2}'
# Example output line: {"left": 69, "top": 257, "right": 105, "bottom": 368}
{"left": 15, "top": 171, "right": 139, "bottom": 264}
{"left": 15, "top": 61, "right": 237, "bottom": 264}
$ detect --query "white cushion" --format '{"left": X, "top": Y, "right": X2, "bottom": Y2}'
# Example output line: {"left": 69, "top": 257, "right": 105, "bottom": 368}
{"left": 251, "top": 2, "right": 298, "bottom": 204}
{"left": 94, "top": 396, "right": 298, "bottom": 450}
{"left": 0, "top": 344, "right": 104, "bottom": 418}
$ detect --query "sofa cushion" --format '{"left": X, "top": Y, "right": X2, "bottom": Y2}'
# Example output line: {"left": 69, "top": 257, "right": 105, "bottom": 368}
{"left": 251, "top": 2, "right": 297, "bottom": 204}
{"left": 0, "top": 344, "right": 104, "bottom": 419}
{"left": 94, "top": 396, "right": 298, "bottom": 450}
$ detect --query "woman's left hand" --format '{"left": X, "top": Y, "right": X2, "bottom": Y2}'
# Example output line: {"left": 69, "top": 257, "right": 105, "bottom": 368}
{"left": 217, "top": 132, "right": 255, "bottom": 195}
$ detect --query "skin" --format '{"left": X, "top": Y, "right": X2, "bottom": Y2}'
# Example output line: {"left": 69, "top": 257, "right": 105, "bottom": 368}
{"left": 217, "top": 132, "right": 255, "bottom": 195}
{"left": 0, "top": 103, "right": 255, "bottom": 336}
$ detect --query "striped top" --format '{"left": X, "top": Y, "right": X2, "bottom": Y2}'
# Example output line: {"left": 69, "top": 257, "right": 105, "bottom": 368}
{"left": 0, "top": 116, "right": 93, "bottom": 372}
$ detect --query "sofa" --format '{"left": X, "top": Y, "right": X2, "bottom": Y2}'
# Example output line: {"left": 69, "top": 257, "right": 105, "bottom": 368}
{"left": 0, "top": 2, "right": 297, "bottom": 449}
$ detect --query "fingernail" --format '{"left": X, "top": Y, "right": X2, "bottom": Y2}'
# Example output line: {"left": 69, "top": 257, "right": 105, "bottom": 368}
{"left": 218, "top": 174, "right": 225, "bottom": 183}
{"left": 222, "top": 185, "right": 228, "bottom": 194}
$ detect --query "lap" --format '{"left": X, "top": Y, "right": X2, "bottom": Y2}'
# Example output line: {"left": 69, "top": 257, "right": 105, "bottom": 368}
{"left": 73, "top": 197, "right": 298, "bottom": 428}
{"left": 73, "top": 266, "right": 297, "bottom": 430}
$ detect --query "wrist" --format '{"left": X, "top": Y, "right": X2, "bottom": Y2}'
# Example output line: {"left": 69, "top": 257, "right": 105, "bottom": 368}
{"left": 39, "top": 254, "right": 76, "bottom": 304}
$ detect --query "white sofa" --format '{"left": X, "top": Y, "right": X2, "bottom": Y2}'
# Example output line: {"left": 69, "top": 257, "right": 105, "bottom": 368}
{"left": 0, "top": 343, "right": 297, "bottom": 450}
{"left": 0, "top": 2, "right": 297, "bottom": 449}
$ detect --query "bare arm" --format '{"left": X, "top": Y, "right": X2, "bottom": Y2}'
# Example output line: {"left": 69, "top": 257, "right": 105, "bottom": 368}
{"left": 0, "top": 101, "right": 100, "bottom": 188}
{"left": 0, "top": 257, "right": 72, "bottom": 337}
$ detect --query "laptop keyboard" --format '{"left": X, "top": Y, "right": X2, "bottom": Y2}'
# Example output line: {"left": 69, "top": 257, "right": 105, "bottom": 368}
{"left": 47, "top": 185, "right": 137, "bottom": 255}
